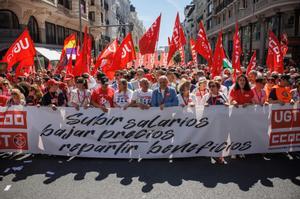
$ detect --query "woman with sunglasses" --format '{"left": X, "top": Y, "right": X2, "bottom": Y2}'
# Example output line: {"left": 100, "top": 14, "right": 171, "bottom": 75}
{"left": 202, "top": 80, "right": 229, "bottom": 106}
{"left": 70, "top": 77, "right": 91, "bottom": 110}
{"left": 6, "top": 89, "right": 26, "bottom": 106}
{"left": 114, "top": 78, "right": 133, "bottom": 109}
{"left": 26, "top": 84, "right": 43, "bottom": 106}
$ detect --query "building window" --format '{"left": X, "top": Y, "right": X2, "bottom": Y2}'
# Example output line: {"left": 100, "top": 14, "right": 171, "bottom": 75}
{"left": 27, "top": 16, "right": 40, "bottom": 43}
{"left": 0, "top": 10, "right": 19, "bottom": 29}
{"left": 45, "top": 22, "right": 56, "bottom": 44}
{"left": 253, "top": 23, "right": 260, "bottom": 41}
{"left": 223, "top": 13, "right": 226, "bottom": 22}
{"left": 57, "top": 25, "right": 65, "bottom": 45}
{"left": 208, "top": 3, "right": 213, "bottom": 16}
{"left": 89, "top": 11, "right": 95, "bottom": 22}
{"left": 80, "top": 0, "right": 86, "bottom": 14}
{"left": 58, "top": 0, "right": 71, "bottom": 9}
{"left": 90, "top": 0, "right": 95, "bottom": 6}
{"left": 241, "top": 0, "right": 248, "bottom": 9}
{"left": 228, "top": 8, "right": 232, "bottom": 18}
{"left": 101, "top": 13, "right": 104, "bottom": 24}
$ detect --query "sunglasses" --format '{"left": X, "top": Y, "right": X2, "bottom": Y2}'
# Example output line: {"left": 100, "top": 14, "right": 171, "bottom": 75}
{"left": 209, "top": 85, "right": 216, "bottom": 88}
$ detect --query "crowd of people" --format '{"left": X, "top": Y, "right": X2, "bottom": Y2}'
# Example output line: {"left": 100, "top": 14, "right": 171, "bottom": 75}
{"left": 0, "top": 62, "right": 300, "bottom": 164}
{"left": 1, "top": 63, "right": 299, "bottom": 110}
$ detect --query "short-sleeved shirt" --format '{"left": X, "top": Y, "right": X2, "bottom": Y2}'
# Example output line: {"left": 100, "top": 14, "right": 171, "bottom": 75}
{"left": 91, "top": 86, "right": 115, "bottom": 108}
{"left": 113, "top": 89, "right": 133, "bottom": 108}
{"left": 132, "top": 89, "right": 152, "bottom": 105}
{"left": 177, "top": 94, "right": 196, "bottom": 106}
{"left": 230, "top": 89, "right": 254, "bottom": 105}
{"left": 70, "top": 89, "right": 91, "bottom": 107}
{"left": 252, "top": 88, "right": 266, "bottom": 104}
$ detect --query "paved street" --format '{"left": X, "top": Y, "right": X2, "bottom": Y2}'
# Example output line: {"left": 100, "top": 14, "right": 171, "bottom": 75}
{"left": 0, "top": 152, "right": 300, "bottom": 199}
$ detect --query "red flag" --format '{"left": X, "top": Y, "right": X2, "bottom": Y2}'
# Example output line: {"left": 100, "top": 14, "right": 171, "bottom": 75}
{"left": 92, "top": 39, "right": 119, "bottom": 75}
{"left": 211, "top": 31, "right": 226, "bottom": 78}
{"left": 104, "top": 33, "right": 136, "bottom": 77}
{"left": 3, "top": 29, "right": 36, "bottom": 72}
{"left": 139, "top": 14, "right": 161, "bottom": 55}
{"left": 280, "top": 32, "right": 288, "bottom": 57}
{"left": 232, "top": 22, "right": 242, "bottom": 73}
{"left": 246, "top": 51, "right": 257, "bottom": 76}
{"left": 266, "top": 48, "right": 274, "bottom": 72}
{"left": 15, "top": 58, "right": 33, "bottom": 78}
{"left": 195, "top": 21, "right": 213, "bottom": 67}
{"left": 167, "top": 13, "right": 186, "bottom": 64}
{"left": 190, "top": 39, "right": 198, "bottom": 65}
{"left": 268, "top": 30, "right": 283, "bottom": 73}
{"left": 179, "top": 46, "right": 185, "bottom": 66}
{"left": 73, "top": 26, "right": 90, "bottom": 76}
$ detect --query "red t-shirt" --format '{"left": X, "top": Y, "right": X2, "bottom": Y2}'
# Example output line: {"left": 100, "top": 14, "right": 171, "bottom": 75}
{"left": 230, "top": 89, "right": 254, "bottom": 105}
{"left": 0, "top": 95, "right": 9, "bottom": 106}
{"left": 91, "top": 86, "right": 115, "bottom": 108}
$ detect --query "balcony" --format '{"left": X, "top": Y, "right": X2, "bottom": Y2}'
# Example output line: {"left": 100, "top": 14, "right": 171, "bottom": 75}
{"left": 214, "top": 0, "right": 234, "bottom": 14}
{"left": 207, "top": 0, "right": 296, "bottom": 36}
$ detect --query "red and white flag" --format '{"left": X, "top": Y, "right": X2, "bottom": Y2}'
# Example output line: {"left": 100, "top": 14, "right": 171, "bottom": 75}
{"left": 195, "top": 21, "right": 212, "bottom": 68}
{"left": 92, "top": 39, "right": 119, "bottom": 75}
{"left": 3, "top": 29, "right": 36, "bottom": 72}
{"left": 104, "top": 33, "right": 136, "bottom": 79}
{"left": 268, "top": 30, "right": 283, "bottom": 73}
{"left": 211, "top": 31, "right": 226, "bottom": 78}
{"left": 246, "top": 51, "right": 257, "bottom": 76}
{"left": 190, "top": 39, "right": 198, "bottom": 65}
{"left": 139, "top": 14, "right": 161, "bottom": 55}
{"left": 167, "top": 13, "right": 186, "bottom": 64}
{"left": 232, "top": 22, "right": 242, "bottom": 74}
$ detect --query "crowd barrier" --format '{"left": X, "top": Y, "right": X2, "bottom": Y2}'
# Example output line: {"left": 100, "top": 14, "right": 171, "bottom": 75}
{"left": 0, "top": 104, "right": 299, "bottom": 158}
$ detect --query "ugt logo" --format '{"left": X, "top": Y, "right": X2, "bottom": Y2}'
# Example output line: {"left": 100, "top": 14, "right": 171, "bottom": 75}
{"left": 7, "top": 38, "right": 30, "bottom": 62}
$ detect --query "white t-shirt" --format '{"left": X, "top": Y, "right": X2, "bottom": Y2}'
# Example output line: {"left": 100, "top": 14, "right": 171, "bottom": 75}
{"left": 177, "top": 94, "right": 196, "bottom": 106}
{"left": 70, "top": 89, "right": 91, "bottom": 107}
{"left": 132, "top": 89, "right": 153, "bottom": 105}
{"left": 193, "top": 88, "right": 209, "bottom": 105}
{"left": 113, "top": 89, "right": 133, "bottom": 108}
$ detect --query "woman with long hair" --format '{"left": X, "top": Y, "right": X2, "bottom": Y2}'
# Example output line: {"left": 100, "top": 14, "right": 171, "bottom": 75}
{"left": 114, "top": 78, "right": 133, "bottom": 109}
{"left": 229, "top": 74, "right": 254, "bottom": 107}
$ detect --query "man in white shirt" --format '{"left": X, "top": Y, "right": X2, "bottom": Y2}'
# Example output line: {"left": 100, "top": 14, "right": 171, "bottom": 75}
{"left": 129, "top": 78, "right": 153, "bottom": 110}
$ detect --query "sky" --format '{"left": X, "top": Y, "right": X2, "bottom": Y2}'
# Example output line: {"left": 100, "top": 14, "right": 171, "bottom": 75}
{"left": 130, "top": 0, "right": 191, "bottom": 47}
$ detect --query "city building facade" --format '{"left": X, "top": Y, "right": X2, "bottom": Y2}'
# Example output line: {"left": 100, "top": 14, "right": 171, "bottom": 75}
{"left": 184, "top": 0, "right": 300, "bottom": 66}
{"left": 0, "top": 0, "right": 144, "bottom": 67}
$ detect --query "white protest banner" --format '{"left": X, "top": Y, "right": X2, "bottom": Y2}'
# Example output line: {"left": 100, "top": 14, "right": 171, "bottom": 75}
{"left": 0, "top": 105, "right": 299, "bottom": 158}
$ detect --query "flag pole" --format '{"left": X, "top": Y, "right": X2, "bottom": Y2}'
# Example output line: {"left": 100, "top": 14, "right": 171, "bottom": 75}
{"left": 35, "top": 54, "right": 42, "bottom": 70}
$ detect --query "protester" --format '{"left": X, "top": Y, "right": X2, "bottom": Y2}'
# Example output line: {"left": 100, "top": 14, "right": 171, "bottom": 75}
{"left": 6, "top": 89, "right": 26, "bottom": 106}
{"left": 91, "top": 74, "right": 114, "bottom": 112}
{"left": 291, "top": 80, "right": 300, "bottom": 102}
{"left": 177, "top": 79, "right": 196, "bottom": 107}
{"left": 202, "top": 80, "right": 228, "bottom": 106}
{"left": 193, "top": 77, "right": 208, "bottom": 105}
{"left": 229, "top": 74, "right": 254, "bottom": 107}
{"left": 113, "top": 78, "right": 133, "bottom": 109}
{"left": 26, "top": 84, "right": 43, "bottom": 106}
{"left": 252, "top": 77, "right": 267, "bottom": 105}
{"left": 214, "top": 76, "right": 228, "bottom": 96}
{"left": 129, "top": 78, "right": 152, "bottom": 109}
{"left": 268, "top": 74, "right": 294, "bottom": 105}
{"left": 130, "top": 68, "right": 145, "bottom": 91}
{"left": 41, "top": 79, "right": 67, "bottom": 109}
{"left": 151, "top": 75, "right": 178, "bottom": 109}
{"left": 70, "top": 77, "right": 91, "bottom": 110}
